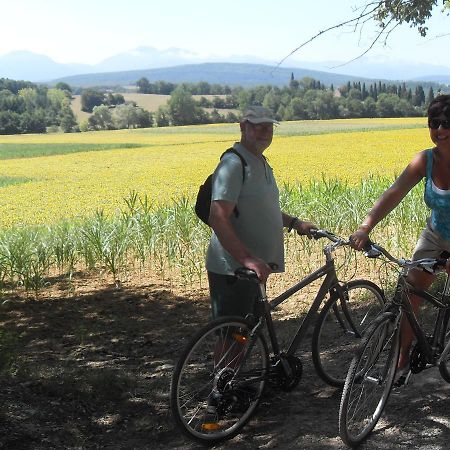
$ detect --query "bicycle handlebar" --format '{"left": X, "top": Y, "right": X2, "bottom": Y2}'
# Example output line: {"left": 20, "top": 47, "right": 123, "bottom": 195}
{"left": 234, "top": 230, "right": 374, "bottom": 280}
{"left": 362, "top": 241, "right": 448, "bottom": 273}
{"left": 311, "top": 229, "right": 350, "bottom": 246}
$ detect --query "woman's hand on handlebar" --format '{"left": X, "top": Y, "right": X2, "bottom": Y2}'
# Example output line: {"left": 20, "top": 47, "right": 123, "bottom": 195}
{"left": 349, "top": 229, "right": 370, "bottom": 251}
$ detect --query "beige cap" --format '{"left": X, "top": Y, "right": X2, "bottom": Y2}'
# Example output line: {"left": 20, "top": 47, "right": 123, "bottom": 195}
{"left": 241, "top": 105, "right": 279, "bottom": 124}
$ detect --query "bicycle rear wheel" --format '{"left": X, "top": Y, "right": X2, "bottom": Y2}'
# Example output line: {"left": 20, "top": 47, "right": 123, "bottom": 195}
{"left": 312, "top": 279, "right": 385, "bottom": 387}
{"left": 170, "top": 316, "right": 269, "bottom": 444}
{"left": 339, "top": 312, "right": 400, "bottom": 447}
{"left": 438, "top": 309, "right": 450, "bottom": 382}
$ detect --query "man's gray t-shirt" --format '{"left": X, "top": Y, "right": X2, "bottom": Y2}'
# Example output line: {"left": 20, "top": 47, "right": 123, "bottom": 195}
{"left": 206, "top": 142, "right": 285, "bottom": 275}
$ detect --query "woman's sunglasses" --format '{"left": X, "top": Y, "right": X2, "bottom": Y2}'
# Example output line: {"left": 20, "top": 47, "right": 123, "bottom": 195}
{"left": 428, "top": 118, "right": 450, "bottom": 130}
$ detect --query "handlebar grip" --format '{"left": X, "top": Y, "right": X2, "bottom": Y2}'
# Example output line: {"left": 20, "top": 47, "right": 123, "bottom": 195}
{"left": 311, "top": 229, "right": 329, "bottom": 240}
{"left": 362, "top": 239, "right": 374, "bottom": 252}
{"left": 234, "top": 262, "right": 279, "bottom": 280}
{"left": 434, "top": 258, "right": 449, "bottom": 271}
{"left": 362, "top": 240, "right": 382, "bottom": 258}
{"left": 235, "top": 268, "right": 259, "bottom": 280}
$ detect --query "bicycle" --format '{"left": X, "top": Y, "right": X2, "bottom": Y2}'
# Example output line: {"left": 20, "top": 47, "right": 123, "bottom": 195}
{"left": 170, "top": 229, "right": 385, "bottom": 444}
{"left": 339, "top": 242, "right": 450, "bottom": 447}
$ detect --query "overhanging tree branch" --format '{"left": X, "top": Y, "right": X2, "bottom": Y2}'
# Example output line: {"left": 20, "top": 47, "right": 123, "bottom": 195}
{"left": 276, "top": 2, "right": 382, "bottom": 68}
{"left": 277, "top": 0, "right": 447, "bottom": 69}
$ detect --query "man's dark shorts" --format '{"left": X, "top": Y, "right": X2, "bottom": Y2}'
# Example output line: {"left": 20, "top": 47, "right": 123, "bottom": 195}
{"left": 208, "top": 271, "right": 260, "bottom": 320}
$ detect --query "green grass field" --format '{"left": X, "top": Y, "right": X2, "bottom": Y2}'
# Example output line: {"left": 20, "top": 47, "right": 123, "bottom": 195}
{"left": 0, "top": 143, "right": 144, "bottom": 159}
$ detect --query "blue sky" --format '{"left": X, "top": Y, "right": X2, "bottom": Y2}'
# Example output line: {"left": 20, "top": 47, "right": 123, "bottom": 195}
{"left": 2, "top": 0, "right": 449, "bottom": 68}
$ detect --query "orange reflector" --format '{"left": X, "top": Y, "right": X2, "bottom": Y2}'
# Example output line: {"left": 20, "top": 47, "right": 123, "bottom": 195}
{"left": 202, "top": 422, "right": 221, "bottom": 430}
{"left": 232, "top": 333, "right": 247, "bottom": 344}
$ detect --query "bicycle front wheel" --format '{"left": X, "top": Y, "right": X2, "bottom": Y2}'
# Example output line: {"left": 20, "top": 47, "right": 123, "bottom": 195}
{"left": 339, "top": 312, "right": 400, "bottom": 447}
{"left": 312, "top": 279, "right": 385, "bottom": 387}
{"left": 170, "top": 316, "right": 269, "bottom": 444}
{"left": 438, "top": 309, "right": 450, "bottom": 382}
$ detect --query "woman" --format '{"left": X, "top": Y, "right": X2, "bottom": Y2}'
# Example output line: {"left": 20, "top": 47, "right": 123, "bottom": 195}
{"left": 350, "top": 94, "right": 450, "bottom": 385}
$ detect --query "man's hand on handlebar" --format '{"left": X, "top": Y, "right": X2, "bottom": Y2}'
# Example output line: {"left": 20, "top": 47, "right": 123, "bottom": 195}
{"left": 293, "top": 221, "right": 318, "bottom": 239}
{"left": 241, "top": 256, "right": 273, "bottom": 284}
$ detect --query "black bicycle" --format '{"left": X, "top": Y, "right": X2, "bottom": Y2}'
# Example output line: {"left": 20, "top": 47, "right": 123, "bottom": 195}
{"left": 339, "top": 243, "right": 450, "bottom": 447}
{"left": 170, "top": 230, "right": 385, "bottom": 444}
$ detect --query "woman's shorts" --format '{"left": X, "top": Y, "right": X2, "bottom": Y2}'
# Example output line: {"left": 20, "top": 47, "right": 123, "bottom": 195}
{"left": 412, "top": 219, "right": 450, "bottom": 261}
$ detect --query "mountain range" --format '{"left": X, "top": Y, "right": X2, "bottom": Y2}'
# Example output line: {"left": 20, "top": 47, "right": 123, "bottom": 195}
{"left": 1, "top": 47, "right": 450, "bottom": 87}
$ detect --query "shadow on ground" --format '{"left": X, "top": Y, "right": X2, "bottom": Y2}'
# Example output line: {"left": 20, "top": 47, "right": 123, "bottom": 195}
{"left": 1, "top": 278, "right": 449, "bottom": 449}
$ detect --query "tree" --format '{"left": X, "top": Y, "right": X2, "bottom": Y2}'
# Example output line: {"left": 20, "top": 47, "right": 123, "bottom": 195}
{"left": 376, "top": 93, "right": 400, "bottom": 117}
{"left": 59, "top": 104, "right": 78, "bottom": 132}
{"left": 154, "top": 106, "right": 170, "bottom": 127}
{"left": 105, "top": 93, "right": 125, "bottom": 107}
{"left": 363, "top": 97, "right": 377, "bottom": 117}
{"left": 307, "top": 90, "right": 339, "bottom": 119}
{"left": 426, "top": 86, "right": 435, "bottom": 105}
{"left": 209, "top": 109, "right": 223, "bottom": 124}
{"left": 136, "top": 77, "right": 151, "bottom": 94}
{"left": 0, "top": 110, "right": 21, "bottom": 134}
{"left": 413, "top": 85, "right": 426, "bottom": 106}
{"left": 167, "top": 85, "right": 198, "bottom": 126}
{"left": 0, "top": 89, "right": 24, "bottom": 113}
{"left": 55, "top": 82, "right": 72, "bottom": 94}
{"left": 87, "top": 105, "right": 114, "bottom": 130}
{"left": 47, "top": 88, "right": 69, "bottom": 125}
{"left": 286, "top": 97, "right": 308, "bottom": 120}
{"left": 19, "top": 109, "right": 47, "bottom": 133}
{"left": 112, "top": 104, "right": 152, "bottom": 129}
{"left": 81, "top": 89, "right": 105, "bottom": 113}
{"left": 18, "top": 87, "right": 39, "bottom": 111}
{"left": 263, "top": 89, "right": 282, "bottom": 115}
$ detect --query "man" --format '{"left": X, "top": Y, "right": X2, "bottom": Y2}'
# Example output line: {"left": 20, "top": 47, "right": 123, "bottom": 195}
{"left": 206, "top": 105, "right": 316, "bottom": 320}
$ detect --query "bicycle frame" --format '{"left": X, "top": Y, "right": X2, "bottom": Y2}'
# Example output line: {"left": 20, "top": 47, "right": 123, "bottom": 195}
{"left": 394, "top": 271, "right": 450, "bottom": 366}
{"left": 254, "top": 244, "right": 348, "bottom": 360}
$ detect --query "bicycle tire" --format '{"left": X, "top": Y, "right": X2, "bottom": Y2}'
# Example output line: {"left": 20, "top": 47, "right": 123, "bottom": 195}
{"left": 339, "top": 311, "right": 400, "bottom": 447}
{"left": 312, "top": 279, "right": 385, "bottom": 387}
{"left": 170, "top": 316, "right": 269, "bottom": 444}
{"left": 438, "top": 309, "right": 450, "bottom": 382}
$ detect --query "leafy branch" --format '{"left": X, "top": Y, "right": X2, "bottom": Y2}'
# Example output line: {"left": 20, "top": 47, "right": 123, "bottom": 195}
{"left": 277, "top": 1, "right": 448, "bottom": 68}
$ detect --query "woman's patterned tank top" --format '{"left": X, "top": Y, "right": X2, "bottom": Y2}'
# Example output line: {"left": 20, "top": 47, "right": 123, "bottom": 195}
{"left": 424, "top": 148, "right": 450, "bottom": 242}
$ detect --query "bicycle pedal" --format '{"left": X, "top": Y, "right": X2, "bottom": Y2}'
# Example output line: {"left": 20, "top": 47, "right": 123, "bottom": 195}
{"left": 393, "top": 369, "right": 411, "bottom": 388}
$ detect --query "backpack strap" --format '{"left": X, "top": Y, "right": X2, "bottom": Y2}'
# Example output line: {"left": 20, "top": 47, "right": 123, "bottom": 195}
{"left": 219, "top": 147, "right": 247, "bottom": 219}
{"left": 220, "top": 148, "right": 247, "bottom": 182}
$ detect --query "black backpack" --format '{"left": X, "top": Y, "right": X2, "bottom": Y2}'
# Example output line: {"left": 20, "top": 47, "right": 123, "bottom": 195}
{"left": 195, "top": 148, "right": 247, "bottom": 225}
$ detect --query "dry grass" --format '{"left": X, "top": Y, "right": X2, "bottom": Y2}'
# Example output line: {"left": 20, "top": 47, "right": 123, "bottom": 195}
{"left": 70, "top": 94, "right": 170, "bottom": 122}
{"left": 70, "top": 93, "right": 234, "bottom": 122}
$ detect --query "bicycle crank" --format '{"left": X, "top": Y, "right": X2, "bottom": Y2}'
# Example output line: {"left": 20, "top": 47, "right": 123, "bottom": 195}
{"left": 270, "top": 354, "right": 303, "bottom": 391}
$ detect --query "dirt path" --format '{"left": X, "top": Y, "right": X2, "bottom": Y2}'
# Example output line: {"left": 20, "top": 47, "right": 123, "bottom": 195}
{"left": 1, "top": 275, "right": 449, "bottom": 449}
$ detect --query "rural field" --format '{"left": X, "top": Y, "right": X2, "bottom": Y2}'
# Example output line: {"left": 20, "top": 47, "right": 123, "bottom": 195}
{"left": 0, "top": 117, "right": 429, "bottom": 228}
{"left": 2, "top": 117, "right": 449, "bottom": 449}
{"left": 0, "top": 117, "right": 430, "bottom": 290}
{"left": 70, "top": 93, "right": 235, "bottom": 123}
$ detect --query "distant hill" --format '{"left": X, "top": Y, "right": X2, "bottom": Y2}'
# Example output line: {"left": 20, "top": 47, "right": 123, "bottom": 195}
{"left": 0, "top": 50, "right": 90, "bottom": 81}
{"left": 411, "top": 74, "right": 450, "bottom": 84}
{"left": 51, "top": 62, "right": 388, "bottom": 88}
{"left": 2, "top": 47, "right": 450, "bottom": 88}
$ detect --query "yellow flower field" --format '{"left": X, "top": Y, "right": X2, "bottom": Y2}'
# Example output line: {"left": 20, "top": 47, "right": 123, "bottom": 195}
{"left": 0, "top": 118, "right": 430, "bottom": 228}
